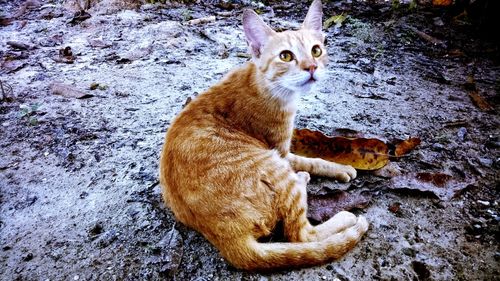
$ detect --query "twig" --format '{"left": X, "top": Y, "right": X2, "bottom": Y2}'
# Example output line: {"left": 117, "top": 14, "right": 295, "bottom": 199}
{"left": 236, "top": 53, "right": 251, "bottom": 58}
{"left": 443, "top": 119, "right": 467, "bottom": 128}
{"left": 216, "top": 11, "right": 233, "bottom": 17}
{"left": 7, "top": 41, "right": 34, "bottom": 50}
{"left": 148, "top": 180, "right": 160, "bottom": 190}
{"left": 0, "top": 81, "right": 4, "bottom": 101}
{"left": 406, "top": 25, "right": 446, "bottom": 47}
{"left": 186, "top": 16, "right": 216, "bottom": 25}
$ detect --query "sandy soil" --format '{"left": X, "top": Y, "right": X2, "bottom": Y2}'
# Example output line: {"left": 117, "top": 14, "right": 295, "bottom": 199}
{"left": 1, "top": 1, "right": 498, "bottom": 280}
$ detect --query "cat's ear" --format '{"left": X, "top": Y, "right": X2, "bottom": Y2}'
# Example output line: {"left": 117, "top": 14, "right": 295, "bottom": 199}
{"left": 243, "top": 9, "right": 275, "bottom": 58}
{"left": 302, "top": 0, "right": 323, "bottom": 31}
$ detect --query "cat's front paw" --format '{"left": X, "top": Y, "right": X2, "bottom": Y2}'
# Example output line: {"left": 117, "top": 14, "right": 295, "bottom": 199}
{"left": 296, "top": 171, "right": 311, "bottom": 183}
{"left": 332, "top": 164, "right": 357, "bottom": 182}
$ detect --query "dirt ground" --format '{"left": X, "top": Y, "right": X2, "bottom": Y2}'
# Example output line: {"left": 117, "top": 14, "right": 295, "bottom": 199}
{"left": 1, "top": 0, "right": 499, "bottom": 280}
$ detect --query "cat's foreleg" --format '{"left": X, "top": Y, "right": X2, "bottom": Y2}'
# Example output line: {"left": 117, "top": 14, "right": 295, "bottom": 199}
{"left": 286, "top": 153, "right": 357, "bottom": 182}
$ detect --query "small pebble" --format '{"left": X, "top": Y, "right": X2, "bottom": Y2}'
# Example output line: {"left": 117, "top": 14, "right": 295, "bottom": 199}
{"left": 457, "top": 127, "right": 467, "bottom": 142}
{"left": 431, "top": 143, "right": 444, "bottom": 151}
{"left": 477, "top": 200, "right": 490, "bottom": 206}
{"left": 478, "top": 158, "right": 493, "bottom": 167}
{"left": 73, "top": 276, "right": 79, "bottom": 281}
{"left": 433, "top": 17, "right": 444, "bottom": 26}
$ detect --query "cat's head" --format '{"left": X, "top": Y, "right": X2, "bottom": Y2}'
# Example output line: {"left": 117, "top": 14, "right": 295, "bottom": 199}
{"left": 243, "top": 0, "right": 326, "bottom": 99}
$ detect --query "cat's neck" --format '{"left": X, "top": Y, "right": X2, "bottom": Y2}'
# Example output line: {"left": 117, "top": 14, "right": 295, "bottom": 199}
{"left": 204, "top": 62, "right": 297, "bottom": 155}
{"left": 253, "top": 68, "right": 299, "bottom": 112}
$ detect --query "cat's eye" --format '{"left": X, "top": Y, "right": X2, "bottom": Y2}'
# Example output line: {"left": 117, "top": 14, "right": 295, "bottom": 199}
{"left": 279, "top": 51, "right": 294, "bottom": 62}
{"left": 311, "top": 45, "right": 322, "bottom": 57}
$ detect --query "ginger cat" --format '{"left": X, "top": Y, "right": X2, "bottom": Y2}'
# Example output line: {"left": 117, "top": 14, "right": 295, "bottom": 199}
{"left": 159, "top": 0, "right": 369, "bottom": 270}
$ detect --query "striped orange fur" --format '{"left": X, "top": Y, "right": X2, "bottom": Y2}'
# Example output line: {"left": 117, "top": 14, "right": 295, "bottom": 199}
{"left": 159, "top": 0, "right": 368, "bottom": 270}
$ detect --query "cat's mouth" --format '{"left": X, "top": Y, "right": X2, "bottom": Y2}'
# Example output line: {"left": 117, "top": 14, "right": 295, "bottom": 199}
{"left": 302, "top": 77, "right": 317, "bottom": 86}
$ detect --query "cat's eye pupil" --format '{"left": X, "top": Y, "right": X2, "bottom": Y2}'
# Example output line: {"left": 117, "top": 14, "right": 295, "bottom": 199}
{"left": 279, "top": 51, "right": 293, "bottom": 62}
{"left": 312, "top": 45, "right": 322, "bottom": 57}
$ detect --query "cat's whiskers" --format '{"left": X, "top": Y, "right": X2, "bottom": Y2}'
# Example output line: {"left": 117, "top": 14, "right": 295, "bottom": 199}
{"left": 252, "top": 75, "right": 298, "bottom": 105}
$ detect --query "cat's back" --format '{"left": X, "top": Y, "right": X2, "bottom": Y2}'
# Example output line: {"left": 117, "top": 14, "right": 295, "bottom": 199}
{"left": 159, "top": 62, "right": 277, "bottom": 226}
{"left": 164, "top": 62, "right": 262, "bottom": 151}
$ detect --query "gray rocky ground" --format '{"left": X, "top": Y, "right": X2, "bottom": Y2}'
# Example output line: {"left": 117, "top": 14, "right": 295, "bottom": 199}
{"left": 0, "top": 1, "right": 498, "bottom": 280}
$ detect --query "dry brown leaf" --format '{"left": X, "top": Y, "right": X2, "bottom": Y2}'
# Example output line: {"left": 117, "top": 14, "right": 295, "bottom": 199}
{"left": 390, "top": 172, "right": 473, "bottom": 201}
{"left": 432, "top": 0, "right": 452, "bottom": 6}
{"left": 50, "top": 82, "right": 93, "bottom": 99}
{"left": 291, "top": 128, "right": 389, "bottom": 170}
{"left": 468, "top": 90, "right": 494, "bottom": 112}
{"left": 307, "top": 190, "right": 371, "bottom": 223}
{"left": 394, "top": 137, "right": 421, "bottom": 157}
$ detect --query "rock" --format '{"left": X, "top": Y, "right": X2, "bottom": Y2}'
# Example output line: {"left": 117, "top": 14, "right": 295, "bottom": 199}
{"left": 96, "top": 229, "right": 118, "bottom": 248}
{"left": 154, "top": 227, "right": 183, "bottom": 276}
{"left": 431, "top": 143, "right": 445, "bottom": 151}
{"left": 457, "top": 127, "right": 467, "bottom": 142}
{"left": 22, "top": 253, "right": 34, "bottom": 262}
{"left": 88, "top": 222, "right": 104, "bottom": 238}
{"left": 88, "top": 37, "right": 113, "bottom": 48}
{"left": 79, "top": 191, "right": 89, "bottom": 199}
{"left": 373, "top": 162, "right": 402, "bottom": 178}
{"left": 433, "top": 17, "right": 444, "bottom": 26}
{"left": 402, "top": 247, "right": 416, "bottom": 257}
{"left": 478, "top": 158, "right": 493, "bottom": 167}
{"left": 411, "top": 261, "right": 431, "bottom": 280}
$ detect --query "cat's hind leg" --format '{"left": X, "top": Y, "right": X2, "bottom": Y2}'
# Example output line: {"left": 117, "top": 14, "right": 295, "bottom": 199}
{"left": 277, "top": 171, "right": 364, "bottom": 242}
{"left": 216, "top": 217, "right": 368, "bottom": 271}
{"left": 277, "top": 171, "right": 318, "bottom": 242}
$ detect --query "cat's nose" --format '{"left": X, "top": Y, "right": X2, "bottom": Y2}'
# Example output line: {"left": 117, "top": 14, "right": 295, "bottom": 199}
{"left": 304, "top": 64, "right": 317, "bottom": 76}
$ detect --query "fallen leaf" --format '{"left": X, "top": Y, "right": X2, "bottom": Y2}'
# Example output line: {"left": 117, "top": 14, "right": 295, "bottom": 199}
{"left": 0, "top": 17, "right": 12, "bottom": 26}
{"left": 390, "top": 172, "right": 473, "bottom": 200}
{"left": 50, "top": 82, "right": 93, "bottom": 99}
{"left": 323, "top": 13, "right": 348, "bottom": 29}
{"left": 69, "top": 10, "right": 91, "bottom": 25}
{"left": 53, "top": 46, "right": 75, "bottom": 64}
{"left": 468, "top": 90, "right": 493, "bottom": 112}
{"left": 394, "top": 137, "right": 421, "bottom": 157}
{"left": 1, "top": 60, "right": 27, "bottom": 73}
{"left": 307, "top": 190, "right": 371, "bottom": 223}
{"left": 388, "top": 202, "right": 401, "bottom": 213}
{"left": 7, "top": 41, "right": 35, "bottom": 50}
{"left": 432, "top": 0, "right": 452, "bottom": 6}
{"left": 291, "top": 128, "right": 389, "bottom": 170}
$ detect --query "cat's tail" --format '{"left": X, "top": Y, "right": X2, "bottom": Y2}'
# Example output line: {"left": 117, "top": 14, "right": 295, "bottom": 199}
{"left": 218, "top": 216, "right": 368, "bottom": 271}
